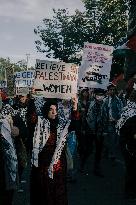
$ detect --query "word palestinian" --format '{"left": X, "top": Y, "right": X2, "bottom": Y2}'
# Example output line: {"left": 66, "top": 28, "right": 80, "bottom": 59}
{"left": 35, "top": 71, "right": 77, "bottom": 82}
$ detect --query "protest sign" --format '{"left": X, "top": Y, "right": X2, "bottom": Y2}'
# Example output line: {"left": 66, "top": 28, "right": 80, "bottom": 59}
{"left": 0, "top": 80, "right": 7, "bottom": 88}
{"left": 33, "top": 60, "right": 78, "bottom": 99}
{"left": 16, "top": 87, "right": 29, "bottom": 96}
{"left": 15, "top": 70, "right": 35, "bottom": 88}
{"left": 78, "top": 43, "right": 113, "bottom": 89}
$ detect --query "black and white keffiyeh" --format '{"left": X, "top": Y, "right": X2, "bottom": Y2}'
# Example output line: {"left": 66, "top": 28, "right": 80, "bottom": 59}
{"left": 0, "top": 117, "right": 18, "bottom": 187}
{"left": 116, "top": 100, "right": 136, "bottom": 135}
{"left": 34, "top": 97, "right": 46, "bottom": 116}
{"left": 58, "top": 100, "right": 72, "bottom": 127}
{"left": 17, "top": 107, "right": 27, "bottom": 126}
{"left": 32, "top": 116, "right": 71, "bottom": 179}
{"left": 1, "top": 104, "right": 16, "bottom": 118}
{"left": 1, "top": 104, "right": 27, "bottom": 126}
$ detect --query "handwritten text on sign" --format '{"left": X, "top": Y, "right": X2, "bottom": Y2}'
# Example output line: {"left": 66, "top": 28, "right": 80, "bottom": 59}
{"left": 34, "top": 60, "right": 78, "bottom": 99}
{"left": 83, "top": 43, "right": 113, "bottom": 63}
{"left": 78, "top": 43, "right": 113, "bottom": 89}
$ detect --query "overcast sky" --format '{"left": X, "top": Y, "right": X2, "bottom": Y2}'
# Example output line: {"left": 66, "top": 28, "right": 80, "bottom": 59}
{"left": 0, "top": 0, "right": 85, "bottom": 66}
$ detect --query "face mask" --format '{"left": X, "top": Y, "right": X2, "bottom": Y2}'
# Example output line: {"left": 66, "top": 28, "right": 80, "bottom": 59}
{"left": 95, "top": 95, "right": 104, "bottom": 101}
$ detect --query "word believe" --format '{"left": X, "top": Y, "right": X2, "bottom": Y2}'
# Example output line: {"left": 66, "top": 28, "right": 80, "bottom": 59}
{"left": 36, "top": 62, "right": 78, "bottom": 74}
{"left": 36, "top": 62, "right": 66, "bottom": 72}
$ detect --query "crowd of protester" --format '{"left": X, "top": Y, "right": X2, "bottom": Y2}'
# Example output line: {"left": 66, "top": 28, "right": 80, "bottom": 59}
{"left": 0, "top": 77, "right": 136, "bottom": 205}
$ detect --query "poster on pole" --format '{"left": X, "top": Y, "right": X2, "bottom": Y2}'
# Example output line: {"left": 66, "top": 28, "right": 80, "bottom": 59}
{"left": 16, "top": 87, "right": 29, "bottom": 96}
{"left": 6, "top": 66, "right": 14, "bottom": 97}
{"left": 15, "top": 70, "right": 35, "bottom": 88}
{"left": 33, "top": 60, "right": 78, "bottom": 99}
{"left": 78, "top": 43, "right": 113, "bottom": 90}
{"left": 0, "top": 80, "right": 7, "bottom": 88}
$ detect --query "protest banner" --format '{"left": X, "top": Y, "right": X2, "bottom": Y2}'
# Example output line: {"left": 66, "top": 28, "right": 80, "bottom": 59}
{"left": 78, "top": 43, "right": 113, "bottom": 90}
{"left": 0, "top": 80, "right": 7, "bottom": 88}
{"left": 33, "top": 60, "right": 78, "bottom": 99}
{"left": 15, "top": 70, "right": 35, "bottom": 88}
{"left": 6, "top": 66, "right": 14, "bottom": 97}
{"left": 16, "top": 87, "right": 29, "bottom": 96}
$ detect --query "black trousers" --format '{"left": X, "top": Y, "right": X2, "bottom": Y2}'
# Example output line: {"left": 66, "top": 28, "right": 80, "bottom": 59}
{"left": 0, "top": 190, "right": 14, "bottom": 205}
{"left": 124, "top": 152, "right": 136, "bottom": 195}
{"left": 78, "top": 126, "right": 104, "bottom": 168}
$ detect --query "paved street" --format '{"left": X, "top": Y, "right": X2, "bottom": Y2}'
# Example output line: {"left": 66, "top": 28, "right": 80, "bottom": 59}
{"left": 13, "top": 150, "right": 136, "bottom": 205}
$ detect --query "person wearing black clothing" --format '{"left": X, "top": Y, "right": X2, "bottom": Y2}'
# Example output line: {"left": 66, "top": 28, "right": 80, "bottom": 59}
{"left": 117, "top": 88, "right": 136, "bottom": 200}
{"left": 86, "top": 89, "right": 105, "bottom": 176}
{"left": 77, "top": 89, "right": 90, "bottom": 172}
{"left": 13, "top": 95, "right": 37, "bottom": 156}
{"left": 30, "top": 97, "right": 79, "bottom": 205}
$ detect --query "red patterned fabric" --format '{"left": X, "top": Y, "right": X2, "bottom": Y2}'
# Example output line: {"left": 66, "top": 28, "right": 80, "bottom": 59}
{"left": 71, "top": 110, "right": 80, "bottom": 120}
{"left": 0, "top": 90, "right": 8, "bottom": 100}
{"left": 30, "top": 131, "right": 68, "bottom": 205}
{"left": 53, "top": 159, "right": 62, "bottom": 172}
{"left": 127, "top": 35, "right": 136, "bottom": 52}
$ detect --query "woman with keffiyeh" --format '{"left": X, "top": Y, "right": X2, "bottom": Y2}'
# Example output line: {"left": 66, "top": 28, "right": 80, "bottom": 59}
{"left": 116, "top": 84, "right": 136, "bottom": 200}
{"left": 0, "top": 102, "right": 19, "bottom": 205}
{"left": 30, "top": 97, "right": 79, "bottom": 205}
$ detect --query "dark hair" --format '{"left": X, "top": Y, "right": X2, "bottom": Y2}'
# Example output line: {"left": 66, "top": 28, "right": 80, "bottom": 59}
{"left": 80, "top": 88, "right": 89, "bottom": 100}
{"left": 42, "top": 99, "right": 59, "bottom": 131}
{"left": 42, "top": 99, "right": 58, "bottom": 119}
{"left": 107, "top": 83, "right": 116, "bottom": 91}
{"left": 94, "top": 88, "right": 106, "bottom": 95}
{"left": 126, "top": 78, "right": 136, "bottom": 99}
{"left": 129, "top": 90, "right": 136, "bottom": 103}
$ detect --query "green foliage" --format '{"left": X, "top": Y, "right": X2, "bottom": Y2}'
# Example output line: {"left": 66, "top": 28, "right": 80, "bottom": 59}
{"left": 34, "top": 0, "right": 129, "bottom": 63}
{"left": 83, "top": 0, "right": 129, "bottom": 45}
{"left": 0, "top": 58, "right": 22, "bottom": 80}
{"left": 34, "top": 9, "right": 86, "bottom": 63}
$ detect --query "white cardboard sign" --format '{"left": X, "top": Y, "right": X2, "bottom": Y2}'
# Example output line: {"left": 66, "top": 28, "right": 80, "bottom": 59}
{"left": 33, "top": 60, "right": 78, "bottom": 99}
{"left": 16, "top": 87, "right": 29, "bottom": 96}
{"left": 78, "top": 43, "right": 113, "bottom": 89}
{"left": 15, "top": 70, "right": 35, "bottom": 88}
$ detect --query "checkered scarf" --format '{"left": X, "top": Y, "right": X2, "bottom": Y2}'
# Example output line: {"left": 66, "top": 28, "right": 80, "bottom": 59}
{"left": 0, "top": 118, "right": 18, "bottom": 188}
{"left": 32, "top": 116, "right": 70, "bottom": 179}
{"left": 116, "top": 100, "right": 136, "bottom": 135}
